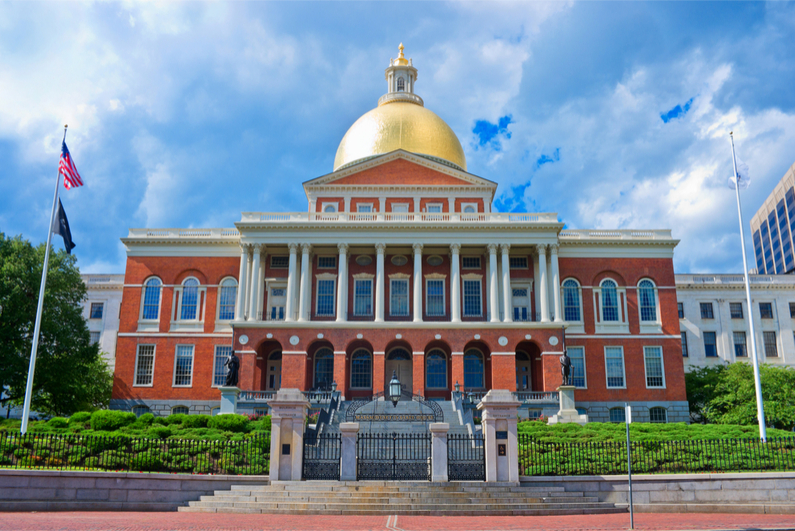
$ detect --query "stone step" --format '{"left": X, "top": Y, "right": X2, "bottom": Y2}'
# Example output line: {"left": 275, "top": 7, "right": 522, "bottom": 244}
{"left": 232, "top": 486, "right": 565, "bottom": 494}
{"left": 0, "top": 501, "right": 178, "bottom": 512}
{"left": 200, "top": 494, "right": 598, "bottom": 504}
{"left": 178, "top": 505, "right": 627, "bottom": 516}
{"left": 187, "top": 500, "right": 614, "bottom": 511}
{"left": 212, "top": 490, "right": 582, "bottom": 500}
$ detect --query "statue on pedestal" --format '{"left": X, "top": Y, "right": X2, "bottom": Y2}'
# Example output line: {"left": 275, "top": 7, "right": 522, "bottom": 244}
{"left": 559, "top": 349, "right": 572, "bottom": 387}
{"left": 224, "top": 351, "right": 240, "bottom": 387}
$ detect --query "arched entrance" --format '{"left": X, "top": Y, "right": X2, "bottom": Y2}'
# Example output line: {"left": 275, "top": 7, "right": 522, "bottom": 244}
{"left": 256, "top": 340, "right": 283, "bottom": 391}
{"left": 515, "top": 351, "right": 532, "bottom": 391}
{"left": 313, "top": 347, "right": 334, "bottom": 390}
{"left": 384, "top": 347, "right": 412, "bottom": 396}
{"left": 515, "top": 341, "right": 541, "bottom": 391}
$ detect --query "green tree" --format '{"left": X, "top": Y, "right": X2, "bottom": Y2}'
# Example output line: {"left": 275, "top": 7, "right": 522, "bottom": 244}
{"left": 684, "top": 364, "right": 726, "bottom": 423}
{"left": 0, "top": 233, "right": 112, "bottom": 417}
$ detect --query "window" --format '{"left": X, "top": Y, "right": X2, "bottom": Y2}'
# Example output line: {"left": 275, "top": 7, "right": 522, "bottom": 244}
{"left": 649, "top": 407, "right": 667, "bottom": 423}
{"left": 426, "top": 279, "right": 445, "bottom": 316}
{"left": 397, "top": 77, "right": 405, "bottom": 91}
{"left": 218, "top": 278, "right": 237, "bottom": 321}
{"left": 171, "top": 406, "right": 189, "bottom": 415}
{"left": 703, "top": 332, "right": 717, "bottom": 357}
{"left": 733, "top": 331, "right": 747, "bottom": 357}
{"left": 700, "top": 303, "right": 714, "bottom": 319}
{"left": 605, "top": 347, "right": 625, "bottom": 388}
{"left": 463, "top": 279, "right": 482, "bottom": 317}
{"left": 462, "top": 257, "right": 481, "bottom": 269}
{"left": 512, "top": 287, "right": 529, "bottom": 321}
{"left": 314, "top": 348, "right": 334, "bottom": 390}
{"left": 316, "top": 279, "right": 335, "bottom": 316}
{"left": 131, "top": 405, "right": 150, "bottom": 417}
{"left": 463, "top": 205, "right": 476, "bottom": 213}
{"left": 270, "top": 256, "right": 289, "bottom": 269}
{"left": 180, "top": 278, "right": 199, "bottom": 320}
{"left": 729, "top": 302, "right": 744, "bottom": 319}
{"left": 609, "top": 407, "right": 626, "bottom": 423}
{"left": 213, "top": 346, "right": 232, "bottom": 387}
{"left": 463, "top": 349, "right": 484, "bottom": 389}
{"left": 350, "top": 349, "right": 372, "bottom": 389}
{"left": 677, "top": 303, "right": 684, "bottom": 319}
{"left": 390, "top": 279, "right": 409, "bottom": 316}
{"left": 681, "top": 332, "right": 689, "bottom": 357}
{"left": 764, "top": 331, "right": 778, "bottom": 357}
{"left": 426, "top": 350, "right": 447, "bottom": 388}
{"left": 353, "top": 279, "right": 373, "bottom": 316}
{"left": 323, "top": 204, "right": 337, "bottom": 213}
{"left": 601, "top": 280, "right": 619, "bottom": 322}
{"left": 562, "top": 279, "right": 581, "bottom": 321}
{"left": 89, "top": 331, "right": 100, "bottom": 345}
{"left": 426, "top": 203, "right": 442, "bottom": 213}
{"left": 638, "top": 280, "right": 657, "bottom": 322}
{"left": 760, "top": 302, "right": 774, "bottom": 319}
{"left": 509, "top": 257, "right": 528, "bottom": 269}
{"left": 568, "top": 347, "right": 586, "bottom": 388}
{"left": 392, "top": 203, "right": 409, "bottom": 213}
{"left": 790, "top": 302, "right": 795, "bottom": 318}
{"left": 357, "top": 204, "right": 372, "bottom": 213}
{"left": 134, "top": 345, "right": 155, "bottom": 386}
{"left": 142, "top": 278, "right": 162, "bottom": 320}
{"left": 643, "top": 346, "right": 665, "bottom": 388}
{"left": 173, "top": 345, "right": 194, "bottom": 387}
{"left": 89, "top": 302, "right": 104, "bottom": 319}
{"left": 318, "top": 256, "right": 337, "bottom": 269}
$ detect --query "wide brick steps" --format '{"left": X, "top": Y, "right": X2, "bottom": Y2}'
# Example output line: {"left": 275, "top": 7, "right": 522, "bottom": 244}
{"left": 179, "top": 481, "right": 627, "bottom": 515}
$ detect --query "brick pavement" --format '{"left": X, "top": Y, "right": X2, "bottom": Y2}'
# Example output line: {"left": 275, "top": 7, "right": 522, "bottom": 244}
{"left": 0, "top": 512, "right": 794, "bottom": 531}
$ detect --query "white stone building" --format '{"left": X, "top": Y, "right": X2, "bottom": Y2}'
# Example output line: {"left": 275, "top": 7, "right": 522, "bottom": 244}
{"left": 81, "top": 274, "right": 124, "bottom": 370}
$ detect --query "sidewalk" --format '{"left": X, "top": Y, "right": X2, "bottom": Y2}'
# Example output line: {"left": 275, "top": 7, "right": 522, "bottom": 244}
{"left": 1, "top": 512, "right": 794, "bottom": 531}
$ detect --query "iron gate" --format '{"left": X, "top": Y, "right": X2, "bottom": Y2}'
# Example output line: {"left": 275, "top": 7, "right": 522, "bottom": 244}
{"left": 302, "top": 432, "right": 341, "bottom": 480}
{"left": 448, "top": 433, "right": 485, "bottom": 481}
{"left": 357, "top": 432, "right": 431, "bottom": 481}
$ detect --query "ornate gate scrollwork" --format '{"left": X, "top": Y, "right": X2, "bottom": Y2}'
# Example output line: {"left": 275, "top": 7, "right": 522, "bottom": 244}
{"left": 344, "top": 390, "right": 444, "bottom": 423}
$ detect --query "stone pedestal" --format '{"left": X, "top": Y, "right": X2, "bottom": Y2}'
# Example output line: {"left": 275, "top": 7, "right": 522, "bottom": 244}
{"left": 477, "top": 389, "right": 520, "bottom": 483}
{"left": 547, "top": 386, "right": 588, "bottom": 425}
{"left": 218, "top": 386, "right": 240, "bottom": 415}
{"left": 429, "top": 423, "right": 450, "bottom": 482}
{"left": 268, "top": 388, "right": 310, "bottom": 481}
{"left": 339, "top": 422, "right": 359, "bottom": 481}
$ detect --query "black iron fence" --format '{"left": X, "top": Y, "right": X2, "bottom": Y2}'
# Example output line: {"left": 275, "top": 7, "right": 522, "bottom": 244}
{"left": 357, "top": 432, "right": 431, "bottom": 480}
{"left": 518, "top": 435, "right": 795, "bottom": 476}
{"left": 448, "top": 433, "right": 485, "bottom": 481}
{"left": 0, "top": 432, "right": 270, "bottom": 475}
{"left": 302, "top": 432, "right": 341, "bottom": 480}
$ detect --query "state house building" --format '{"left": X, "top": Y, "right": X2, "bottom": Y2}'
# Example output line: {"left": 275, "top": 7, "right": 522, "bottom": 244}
{"left": 111, "top": 46, "right": 688, "bottom": 423}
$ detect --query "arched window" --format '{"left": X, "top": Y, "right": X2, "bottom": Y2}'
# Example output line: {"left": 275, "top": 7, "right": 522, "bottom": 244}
{"left": 638, "top": 279, "right": 657, "bottom": 322}
{"left": 600, "top": 279, "right": 619, "bottom": 322}
{"left": 397, "top": 77, "right": 405, "bottom": 91}
{"left": 463, "top": 205, "right": 476, "bottom": 213}
{"left": 609, "top": 407, "right": 625, "bottom": 423}
{"left": 350, "top": 349, "right": 372, "bottom": 389}
{"left": 131, "top": 405, "right": 150, "bottom": 417}
{"left": 142, "top": 277, "right": 162, "bottom": 320}
{"left": 562, "top": 279, "right": 581, "bottom": 321}
{"left": 324, "top": 204, "right": 337, "bottom": 213}
{"left": 649, "top": 407, "right": 668, "bottom": 423}
{"left": 387, "top": 348, "right": 411, "bottom": 360}
{"left": 218, "top": 278, "right": 237, "bottom": 321}
{"left": 180, "top": 278, "right": 200, "bottom": 320}
{"left": 463, "top": 349, "right": 484, "bottom": 389}
{"left": 171, "top": 405, "right": 189, "bottom": 415}
{"left": 314, "top": 348, "right": 334, "bottom": 390}
{"left": 426, "top": 349, "right": 447, "bottom": 389}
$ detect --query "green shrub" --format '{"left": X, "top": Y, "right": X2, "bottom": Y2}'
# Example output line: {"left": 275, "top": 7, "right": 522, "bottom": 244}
{"left": 207, "top": 414, "right": 250, "bottom": 433}
{"left": 47, "top": 417, "right": 69, "bottom": 429}
{"left": 135, "top": 413, "right": 155, "bottom": 426}
{"left": 69, "top": 412, "right": 92, "bottom": 424}
{"left": 90, "top": 410, "right": 136, "bottom": 432}
{"left": 153, "top": 417, "right": 167, "bottom": 426}
{"left": 147, "top": 426, "right": 172, "bottom": 439}
{"left": 165, "top": 414, "right": 188, "bottom": 425}
{"left": 182, "top": 415, "right": 211, "bottom": 428}
{"left": 252, "top": 415, "right": 271, "bottom": 431}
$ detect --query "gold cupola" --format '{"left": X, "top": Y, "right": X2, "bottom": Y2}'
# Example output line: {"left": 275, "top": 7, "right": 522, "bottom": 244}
{"left": 333, "top": 44, "right": 467, "bottom": 172}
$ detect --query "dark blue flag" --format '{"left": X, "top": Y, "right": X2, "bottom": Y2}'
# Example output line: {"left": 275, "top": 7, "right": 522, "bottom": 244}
{"left": 51, "top": 199, "right": 76, "bottom": 254}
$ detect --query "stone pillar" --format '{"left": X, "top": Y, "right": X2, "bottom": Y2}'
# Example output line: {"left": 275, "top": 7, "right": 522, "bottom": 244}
{"left": 477, "top": 389, "right": 520, "bottom": 483}
{"left": 339, "top": 422, "right": 359, "bottom": 481}
{"left": 501, "top": 244, "right": 512, "bottom": 323}
{"left": 487, "top": 243, "right": 499, "bottom": 322}
{"left": 450, "top": 243, "right": 461, "bottom": 323}
{"left": 247, "top": 244, "right": 262, "bottom": 321}
{"left": 256, "top": 246, "right": 267, "bottom": 321}
{"left": 298, "top": 243, "right": 311, "bottom": 322}
{"left": 537, "top": 244, "right": 550, "bottom": 323}
{"left": 548, "top": 386, "right": 588, "bottom": 425}
{"left": 375, "top": 243, "right": 386, "bottom": 322}
{"left": 413, "top": 243, "right": 423, "bottom": 322}
{"left": 285, "top": 243, "right": 298, "bottom": 322}
{"left": 268, "top": 388, "right": 310, "bottom": 481}
{"left": 235, "top": 244, "right": 250, "bottom": 321}
{"left": 429, "top": 422, "right": 450, "bottom": 482}
{"left": 218, "top": 386, "right": 239, "bottom": 415}
{"left": 550, "top": 244, "right": 563, "bottom": 323}
{"left": 336, "top": 243, "right": 348, "bottom": 322}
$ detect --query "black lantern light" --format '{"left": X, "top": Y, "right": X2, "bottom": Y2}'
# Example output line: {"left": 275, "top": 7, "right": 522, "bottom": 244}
{"left": 455, "top": 380, "right": 460, "bottom": 393}
{"left": 389, "top": 370, "right": 402, "bottom": 407}
{"left": 331, "top": 381, "right": 337, "bottom": 393}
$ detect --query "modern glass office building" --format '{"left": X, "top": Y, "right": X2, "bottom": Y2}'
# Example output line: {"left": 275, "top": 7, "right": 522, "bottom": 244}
{"left": 750, "top": 162, "right": 795, "bottom": 275}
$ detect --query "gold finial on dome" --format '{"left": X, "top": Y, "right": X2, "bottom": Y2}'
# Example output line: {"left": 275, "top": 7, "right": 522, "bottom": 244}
{"left": 395, "top": 43, "right": 409, "bottom": 66}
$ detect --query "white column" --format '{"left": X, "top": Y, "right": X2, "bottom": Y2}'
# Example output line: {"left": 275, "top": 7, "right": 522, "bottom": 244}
{"left": 451, "top": 243, "right": 461, "bottom": 323}
{"left": 235, "top": 244, "right": 250, "bottom": 321}
{"left": 257, "top": 247, "right": 267, "bottom": 320}
{"left": 501, "top": 244, "right": 512, "bottom": 323}
{"left": 285, "top": 243, "right": 298, "bottom": 322}
{"left": 298, "top": 243, "right": 311, "bottom": 321}
{"left": 413, "top": 197, "right": 421, "bottom": 220}
{"left": 336, "top": 243, "right": 348, "bottom": 322}
{"left": 344, "top": 197, "right": 351, "bottom": 213}
{"left": 413, "top": 243, "right": 423, "bottom": 322}
{"left": 487, "top": 244, "right": 499, "bottom": 323}
{"left": 538, "top": 244, "right": 550, "bottom": 322}
{"left": 375, "top": 243, "right": 386, "bottom": 322}
{"left": 550, "top": 244, "right": 563, "bottom": 322}
{"left": 247, "top": 244, "right": 262, "bottom": 321}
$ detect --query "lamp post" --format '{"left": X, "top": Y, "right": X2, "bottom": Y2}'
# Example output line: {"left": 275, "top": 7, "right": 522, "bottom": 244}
{"left": 389, "top": 370, "right": 402, "bottom": 407}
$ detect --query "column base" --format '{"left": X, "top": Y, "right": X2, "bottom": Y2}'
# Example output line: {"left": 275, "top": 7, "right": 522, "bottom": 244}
{"left": 548, "top": 386, "right": 588, "bottom": 425}
{"left": 218, "top": 387, "right": 240, "bottom": 415}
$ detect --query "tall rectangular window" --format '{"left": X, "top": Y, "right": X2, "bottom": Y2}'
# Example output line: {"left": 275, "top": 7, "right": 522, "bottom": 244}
{"left": 605, "top": 347, "right": 625, "bottom": 388}
{"left": 703, "top": 332, "right": 718, "bottom": 357}
{"left": 218, "top": 281, "right": 237, "bottom": 320}
{"left": 643, "top": 346, "right": 665, "bottom": 388}
{"left": 681, "top": 332, "right": 688, "bottom": 357}
{"left": 316, "top": 279, "right": 335, "bottom": 316}
{"left": 790, "top": 302, "right": 795, "bottom": 318}
{"left": 764, "top": 331, "right": 778, "bottom": 357}
{"left": 462, "top": 257, "right": 481, "bottom": 269}
{"left": 354, "top": 279, "right": 373, "bottom": 316}
{"left": 134, "top": 345, "right": 155, "bottom": 386}
{"left": 426, "top": 279, "right": 445, "bottom": 316}
{"left": 213, "top": 346, "right": 232, "bottom": 387}
{"left": 89, "top": 302, "right": 104, "bottom": 319}
{"left": 733, "top": 331, "right": 747, "bottom": 357}
{"left": 760, "top": 302, "right": 774, "bottom": 319}
{"left": 463, "top": 279, "right": 482, "bottom": 317}
{"left": 390, "top": 279, "right": 409, "bottom": 316}
{"left": 677, "top": 303, "right": 684, "bottom": 319}
{"left": 89, "top": 331, "right": 100, "bottom": 345}
{"left": 173, "top": 345, "right": 194, "bottom": 387}
{"left": 568, "top": 346, "right": 586, "bottom": 388}
{"left": 730, "top": 302, "right": 744, "bottom": 319}
{"left": 700, "top": 303, "right": 714, "bottom": 319}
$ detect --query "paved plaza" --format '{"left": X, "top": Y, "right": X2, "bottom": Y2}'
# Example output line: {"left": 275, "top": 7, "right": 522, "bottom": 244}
{"left": 0, "top": 512, "right": 794, "bottom": 531}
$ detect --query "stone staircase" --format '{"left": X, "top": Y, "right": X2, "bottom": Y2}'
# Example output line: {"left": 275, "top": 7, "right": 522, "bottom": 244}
{"left": 329, "top": 399, "right": 471, "bottom": 435}
{"left": 179, "top": 481, "right": 627, "bottom": 516}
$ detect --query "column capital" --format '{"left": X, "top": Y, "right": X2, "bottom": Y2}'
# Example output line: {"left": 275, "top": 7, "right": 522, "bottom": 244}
{"left": 486, "top": 243, "right": 498, "bottom": 254}
{"left": 240, "top": 243, "right": 251, "bottom": 254}
{"left": 288, "top": 242, "right": 299, "bottom": 254}
{"left": 549, "top": 243, "right": 559, "bottom": 255}
{"left": 499, "top": 243, "right": 511, "bottom": 254}
{"left": 375, "top": 242, "right": 386, "bottom": 254}
{"left": 450, "top": 242, "right": 461, "bottom": 253}
{"left": 300, "top": 243, "right": 312, "bottom": 254}
{"left": 337, "top": 242, "right": 349, "bottom": 254}
{"left": 412, "top": 242, "right": 424, "bottom": 254}
{"left": 252, "top": 243, "right": 264, "bottom": 253}
{"left": 536, "top": 243, "right": 548, "bottom": 255}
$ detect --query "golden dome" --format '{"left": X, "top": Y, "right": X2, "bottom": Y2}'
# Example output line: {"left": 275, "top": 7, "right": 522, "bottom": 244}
{"left": 334, "top": 101, "right": 467, "bottom": 172}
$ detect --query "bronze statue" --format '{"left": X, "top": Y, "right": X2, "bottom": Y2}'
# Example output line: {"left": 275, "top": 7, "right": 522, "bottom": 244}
{"left": 560, "top": 349, "right": 572, "bottom": 386}
{"left": 224, "top": 351, "right": 240, "bottom": 387}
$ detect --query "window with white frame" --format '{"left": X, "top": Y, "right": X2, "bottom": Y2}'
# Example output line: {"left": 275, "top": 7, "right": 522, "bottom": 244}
{"left": 354, "top": 279, "right": 373, "bottom": 316}
{"left": 562, "top": 279, "right": 582, "bottom": 321}
{"left": 269, "top": 286, "right": 286, "bottom": 321}
{"left": 568, "top": 346, "right": 586, "bottom": 388}
{"left": 171, "top": 405, "right": 189, "bottom": 415}
{"left": 512, "top": 287, "right": 529, "bottom": 321}
{"left": 390, "top": 278, "right": 409, "bottom": 316}
{"left": 462, "top": 256, "right": 481, "bottom": 269}
{"left": 463, "top": 349, "right": 484, "bottom": 389}
{"left": 217, "top": 278, "right": 237, "bottom": 321}
{"left": 173, "top": 345, "right": 194, "bottom": 387}
{"left": 764, "top": 331, "right": 778, "bottom": 357}
{"left": 426, "top": 279, "right": 445, "bottom": 316}
{"left": 314, "top": 348, "right": 334, "bottom": 390}
{"left": 89, "top": 331, "right": 100, "bottom": 345}
{"left": 213, "top": 346, "right": 232, "bottom": 387}
{"left": 318, "top": 256, "right": 337, "bottom": 269}
{"left": 426, "top": 203, "right": 442, "bottom": 213}
{"left": 700, "top": 302, "right": 714, "bottom": 319}
{"left": 605, "top": 347, "right": 625, "bottom": 388}
{"left": 643, "top": 346, "right": 665, "bottom": 388}
{"left": 134, "top": 345, "right": 155, "bottom": 386}
{"left": 733, "top": 331, "right": 747, "bottom": 357}
{"left": 131, "top": 405, "right": 150, "bottom": 417}
{"left": 179, "top": 278, "right": 200, "bottom": 320}
{"left": 350, "top": 349, "right": 372, "bottom": 389}
{"left": 316, "top": 279, "right": 336, "bottom": 316}
{"left": 463, "top": 279, "right": 482, "bottom": 317}
{"left": 425, "top": 349, "right": 447, "bottom": 388}
{"left": 462, "top": 205, "right": 476, "bottom": 213}
{"left": 357, "top": 204, "right": 372, "bottom": 213}
{"left": 730, "top": 302, "right": 744, "bottom": 319}
{"left": 681, "top": 332, "right": 689, "bottom": 357}
{"left": 600, "top": 280, "right": 620, "bottom": 322}
{"left": 323, "top": 204, "right": 337, "bottom": 213}
{"left": 760, "top": 302, "right": 774, "bottom": 319}
{"left": 638, "top": 280, "right": 658, "bottom": 322}
{"left": 509, "top": 257, "right": 528, "bottom": 269}
{"left": 703, "top": 332, "right": 718, "bottom": 357}
{"left": 270, "top": 256, "right": 289, "bottom": 269}
{"left": 609, "top": 407, "right": 626, "bottom": 423}
{"left": 649, "top": 407, "right": 668, "bottom": 423}
{"left": 141, "top": 278, "right": 162, "bottom": 320}
{"left": 89, "top": 302, "right": 104, "bottom": 319}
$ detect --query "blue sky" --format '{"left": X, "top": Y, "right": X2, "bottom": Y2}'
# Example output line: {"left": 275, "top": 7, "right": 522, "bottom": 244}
{"left": 2, "top": 2, "right": 795, "bottom": 274}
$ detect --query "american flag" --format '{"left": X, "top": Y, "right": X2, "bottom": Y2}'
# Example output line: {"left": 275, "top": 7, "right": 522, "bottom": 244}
{"left": 59, "top": 141, "right": 83, "bottom": 190}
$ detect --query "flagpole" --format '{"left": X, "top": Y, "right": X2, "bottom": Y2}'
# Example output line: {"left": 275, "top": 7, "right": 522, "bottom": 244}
{"left": 20, "top": 125, "right": 67, "bottom": 434}
{"left": 730, "top": 131, "right": 767, "bottom": 443}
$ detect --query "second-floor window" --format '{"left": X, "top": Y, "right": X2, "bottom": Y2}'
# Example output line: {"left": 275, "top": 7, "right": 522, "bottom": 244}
{"left": 568, "top": 346, "right": 586, "bottom": 388}
{"left": 354, "top": 279, "right": 373, "bottom": 316}
{"left": 180, "top": 278, "right": 200, "bottom": 320}
{"left": 730, "top": 302, "right": 744, "bottom": 319}
{"left": 89, "top": 302, "right": 104, "bottom": 319}
{"left": 213, "top": 346, "right": 232, "bottom": 387}
{"left": 218, "top": 278, "right": 237, "bottom": 321}
{"left": 142, "top": 277, "right": 162, "bottom": 320}
{"left": 390, "top": 279, "right": 409, "bottom": 316}
{"left": 463, "top": 279, "right": 482, "bottom": 317}
{"left": 426, "top": 279, "right": 445, "bottom": 316}
{"left": 733, "top": 331, "right": 747, "bottom": 357}
{"left": 703, "top": 331, "right": 717, "bottom": 357}
{"left": 638, "top": 280, "right": 657, "bottom": 322}
{"left": 316, "top": 279, "right": 335, "bottom": 316}
{"left": 173, "top": 345, "right": 194, "bottom": 387}
{"left": 700, "top": 302, "right": 714, "bottom": 319}
{"left": 563, "top": 279, "right": 581, "bottom": 321}
{"left": 760, "top": 302, "right": 774, "bottom": 319}
{"left": 600, "top": 279, "right": 619, "bottom": 322}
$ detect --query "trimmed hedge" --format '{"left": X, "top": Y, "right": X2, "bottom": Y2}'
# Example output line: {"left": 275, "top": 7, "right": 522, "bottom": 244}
{"left": 90, "top": 410, "right": 136, "bottom": 432}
